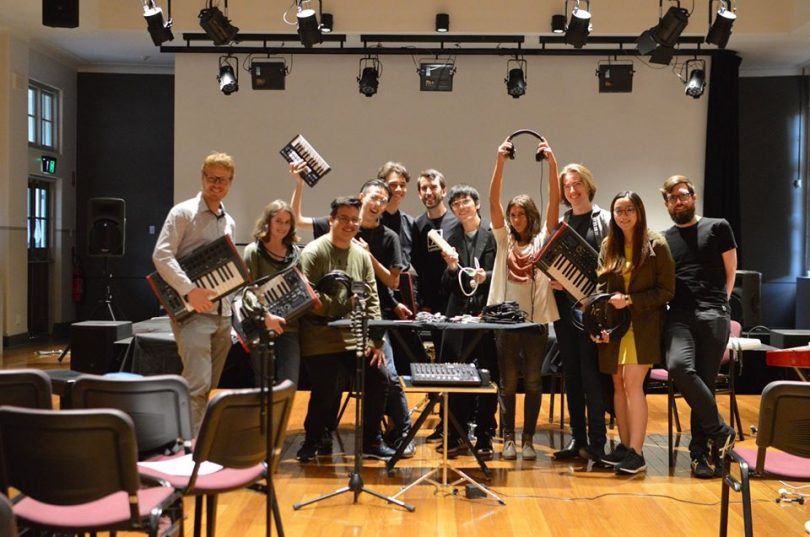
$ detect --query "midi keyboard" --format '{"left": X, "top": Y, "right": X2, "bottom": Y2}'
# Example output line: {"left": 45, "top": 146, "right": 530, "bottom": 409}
{"left": 410, "top": 362, "right": 482, "bottom": 387}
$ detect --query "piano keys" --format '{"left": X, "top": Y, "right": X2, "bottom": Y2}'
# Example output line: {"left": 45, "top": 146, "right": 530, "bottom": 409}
{"left": 279, "top": 134, "right": 331, "bottom": 187}
{"left": 535, "top": 221, "right": 599, "bottom": 302}
{"left": 147, "top": 235, "right": 250, "bottom": 323}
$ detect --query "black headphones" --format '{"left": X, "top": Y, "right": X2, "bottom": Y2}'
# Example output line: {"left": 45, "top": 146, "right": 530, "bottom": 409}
{"left": 506, "top": 129, "right": 547, "bottom": 162}
{"left": 572, "top": 293, "right": 631, "bottom": 340}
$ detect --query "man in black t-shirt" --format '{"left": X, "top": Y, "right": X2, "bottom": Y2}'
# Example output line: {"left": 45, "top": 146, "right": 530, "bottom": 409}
{"left": 660, "top": 175, "right": 738, "bottom": 479}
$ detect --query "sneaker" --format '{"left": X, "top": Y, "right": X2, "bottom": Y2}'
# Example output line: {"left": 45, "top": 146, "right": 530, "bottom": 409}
{"left": 317, "top": 430, "right": 333, "bottom": 456}
{"left": 425, "top": 428, "right": 443, "bottom": 444}
{"left": 436, "top": 438, "right": 466, "bottom": 459}
{"left": 296, "top": 441, "right": 319, "bottom": 463}
{"left": 363, "top": 442, "right": 396, "bottom": 460}
{"left": 711, "top": 445, "right": 725, "bottom": 478}
{"left": 522, "top": 441, "right": 537, "bottom": 460}
{"left": 690, "top": 453, "right": 715, "bottom": 479}
{"left": 601, "top": 443, "right": 630, "bottom": 467}
{"left": 712, "top": 427, "right": 736, "bottom": 460}
{"left": 615, "top": 448, "right": 647, "bottom": 474}
{"left": 502, "top": 439, "right": 517, "bottom": 460}
{"left": 474, "top": 435, "right": 494, "bottom": 460}
{"left": 393, "top": 437, "right": 416, "bottom": 459}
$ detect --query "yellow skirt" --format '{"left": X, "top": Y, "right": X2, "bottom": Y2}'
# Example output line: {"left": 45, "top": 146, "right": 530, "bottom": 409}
{"left": 617, "top": 327, "right": 639, "bottom": 365}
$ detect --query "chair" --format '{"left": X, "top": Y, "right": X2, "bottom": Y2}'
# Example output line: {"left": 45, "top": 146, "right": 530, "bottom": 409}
{"left": 0, "top": 493, "right": 17, "bottom": 537}
{"left": 541, "top": 339, "right": 566, "bottom": 430}
{"left": 138, "top": 380, "right": 296, "bottom": 537}
{"left": 653, "top": 320, "right": 744, "bottom": 467}
{"left": 0, "top": 368, "right": 53, "bottom": 409}
{"left": 70, "top": 373, "right": 193, "bottom": 459}
{"left": 0, "top": 406, "right": 183, "bottom": 536}
{"left": 719, "top": 380, "right": 810, "bottom": 537}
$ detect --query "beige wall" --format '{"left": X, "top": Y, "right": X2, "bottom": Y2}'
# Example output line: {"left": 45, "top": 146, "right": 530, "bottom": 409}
{"left": 174, "top": 53, "right": 708, "bottom": 244}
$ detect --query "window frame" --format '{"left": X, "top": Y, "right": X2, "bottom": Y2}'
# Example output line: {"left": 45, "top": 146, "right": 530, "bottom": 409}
{"left": 27, "top": 81, "right": 60, "bottom": 151}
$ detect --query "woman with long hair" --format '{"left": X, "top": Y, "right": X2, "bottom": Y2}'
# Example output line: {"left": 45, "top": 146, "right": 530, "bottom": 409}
{"left": 242, "top": 199, "right": 302, "bottom": 387}
{"left": 592, "top": 191, "right": 674, "bottom": 474}
{"left": 487, "top": 137, "right": 560, "bottom": 460}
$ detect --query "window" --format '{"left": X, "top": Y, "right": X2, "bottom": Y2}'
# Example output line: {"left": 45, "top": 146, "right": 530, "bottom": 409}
{"left": 27, "top": 180, "right": 51, "bottom": 261}
{"left": 28, "top": 82, "right": 59, "bottom": 150}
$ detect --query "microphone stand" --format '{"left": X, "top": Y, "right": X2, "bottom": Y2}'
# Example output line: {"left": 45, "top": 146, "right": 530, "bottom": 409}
{"left": 293, "top": 280, "right": 414, "bottom": 512}
{"left": 247, "top": 298, "right": 285, "bottom": 537}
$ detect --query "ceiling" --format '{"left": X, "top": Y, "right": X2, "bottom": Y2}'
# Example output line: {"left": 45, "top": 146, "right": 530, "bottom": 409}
{"left": 1, "top": 0, "right": 808, "bottom": 75}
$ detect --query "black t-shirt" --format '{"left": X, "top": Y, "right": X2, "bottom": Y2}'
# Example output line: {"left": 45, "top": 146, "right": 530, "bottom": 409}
{"left": 411, "top": 210, "right": 459, "bottom": 313}
{"left": 568, "top": 212, "right": 597, "bottom": 249}
{"left": 664, "top": 217, "right": 737, "bottom": 310}
{"left": 380, "top": 209, "right": 415, "bottom": 269}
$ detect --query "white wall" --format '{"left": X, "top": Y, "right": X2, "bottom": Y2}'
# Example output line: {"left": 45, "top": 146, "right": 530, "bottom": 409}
{"left": 174, "top": 53, "right": 708, "bottom": 242}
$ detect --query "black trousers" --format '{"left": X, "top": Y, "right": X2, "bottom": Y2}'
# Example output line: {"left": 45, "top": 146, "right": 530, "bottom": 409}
{"left": 302, "top": 350, "right": 389, "bottom": 447}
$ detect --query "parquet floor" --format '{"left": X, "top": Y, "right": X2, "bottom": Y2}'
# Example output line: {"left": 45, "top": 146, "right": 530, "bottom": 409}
{"left": 3, "top": 341, "right": 809, "bottom": 537}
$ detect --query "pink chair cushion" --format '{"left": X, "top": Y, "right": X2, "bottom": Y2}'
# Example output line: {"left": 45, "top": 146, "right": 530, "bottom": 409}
{"left": 649, "top": 369, "right": 669, "bottom": 382}
{"left": 734, "top": 447, "right": 810, "bottom": 479}
{"left": 13, "top": 487, "right": 173, "bottom": 529}
{"left": 139, "top": 461, "right": 265, "bottom": 494}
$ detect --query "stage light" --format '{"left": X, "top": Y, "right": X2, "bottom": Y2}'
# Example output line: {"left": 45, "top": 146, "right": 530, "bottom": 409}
{"left": 297, "top": 6, "right": 322, "bottom": 47}
{"left": 357, "top": 57, "right": 381, "bottom": 97}
{"left": 683, "top": 59, "right": 706, "bottom": 98}
{"left": 143, "top": 0, "right": 173, "bottom": 46}
{"left": 198, "top": 4, "right": 239, "bottom": 46}
{"left": 505, "top": 58, "right": 527, "bottom": 98}
{"left": 637, "top": 4, "right": 689, "bottom": 65}
{"left": 436, "top": 13, "right": 449, "bottom": 33}
{"left": 596, "top": 62, "right": 634, "bottom": 93}
{"left": 551, "top": 14, "right": 566, "bottom": 34}
{"left": 217, "top": 56, "right": 239, "bottom": 95}
{"left": 419, "top": 60, "right": 455, "bottom": 92}
{"left": 706, "top": 1, "right": 736, "bottom": 48}
{"left": 320, "top": 13, "right": 333, "bottom": 33}
{"left": 251, "top": 59, "right": 287, "bottom": 90}
{"left": 565, "top": 0, "right": 591, "bottom": 49}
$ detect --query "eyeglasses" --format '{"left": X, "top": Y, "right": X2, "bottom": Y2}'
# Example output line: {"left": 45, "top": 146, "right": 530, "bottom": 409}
{"left": 666, "top": 192, "right": 693, "bottom": 204}
{"left": 367, "top": 195, "right": 389, "bottom": 205}
{"left": 203, "top": 172, "right": 231, "bottom": 185}
{"left": 335, "top": 216, "right": 361, "bottom": 225}
{"left": 450, "top": 198, "right": 475, "bottom": 210}
{"left": 613, "top": 207, "right": 637, "bottom": 217}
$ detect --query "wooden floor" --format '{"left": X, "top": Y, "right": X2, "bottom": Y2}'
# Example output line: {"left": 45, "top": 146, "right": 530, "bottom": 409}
{"left": 4, "top": 341, "right": 809, "bottom": 537}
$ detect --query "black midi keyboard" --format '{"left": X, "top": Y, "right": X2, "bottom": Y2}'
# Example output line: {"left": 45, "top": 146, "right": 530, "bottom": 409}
{"left": 410, "top": 362, "right": 482, "bottom": 387}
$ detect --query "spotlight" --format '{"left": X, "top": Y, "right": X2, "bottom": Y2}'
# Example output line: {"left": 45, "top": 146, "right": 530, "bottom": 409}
{"left": 505, "top": 58, "right": 527, "bottom": 98}
{"left": 143, "top": 0, "right": 173, "bottom": 46}
{"left": 706, "top": 1, "right": 736, "bottom": 48}
{"left": 297, "top": 7, "right": 322, "bottom": 47}
{"left": 637, "top": 4, "right": 689, "bottom": 64}
{"left": 320, "top": 12, "right": 333, "bottom": 33}
{"left": 683, "top": 59, "right": 706, "bottom": 98}
{"left": 217, "top": 56, "right": 238, "bottom": 96}
{"left": 436, "top": 13, "right": 449, "bottom": 33}
{"left": 198, "top": 4, "right": 239, "bottom": 46}
{"left": 419, "top": 60, "right": 455, "bottom": 92}
{"left": 357, "top": 57, "right": 381, "bottom": 97}
{"left": 251, "top": 59, "right": 287, "bottom": 90}
{"left": 596, "top": 61, "right": 634, "bottom": 93}
{"left": 565, "top": 0, "right": 591, "bottom": 49}
{"left": 551, "top": 14, "right": 566, "bottom": 34}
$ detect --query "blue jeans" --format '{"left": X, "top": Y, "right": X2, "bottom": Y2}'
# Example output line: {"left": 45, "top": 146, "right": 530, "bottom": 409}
{"left": 383, "top": 335, "right": 411, "bottom": 439}
{"left": 249, "top": 330, "right": 301, "bottom": 388}
{"left": 495, "top": 325, "right": 547, "bottom": 439}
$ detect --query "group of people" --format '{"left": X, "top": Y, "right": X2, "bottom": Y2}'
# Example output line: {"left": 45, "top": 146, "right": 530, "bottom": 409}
{"left": 152, "top": 140, "right": 738, "bottom": 478}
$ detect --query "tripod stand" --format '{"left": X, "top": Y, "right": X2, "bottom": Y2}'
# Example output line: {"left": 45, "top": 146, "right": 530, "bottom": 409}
{"left": 293, "top": 281, "right": 414, "bottom": 512}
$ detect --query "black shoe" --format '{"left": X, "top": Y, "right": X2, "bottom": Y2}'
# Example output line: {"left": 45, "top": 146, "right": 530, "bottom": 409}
{"left": 474, "top": 435, "right": 494, "bottom": 460}
{"left": 712, "top": 427, "right": 736, "bottom": 460}
{"left": 711, "top": 445, "right": 725, "bottom": 478}
{"left": 436, "top": 438, "right": 466, "bottom": 459}
{"left": 553, "top": 439, "right": 587, "bottom": 461}
{"left": 425, "top": 428, "right": 443, "bottom": 444}
{"left": 317, "top": 431, "right": 333, "bottom": 456}
{"left": 296, "top": 441, "right": 319, "bottom": 463}
{"left": 601, "top": 443, "right": 630, "bottom": 467}
{"left": 363, "top": 442, "right": 396, "bottom": 460}
{"left": 584, "top": 444, "right": 606, "bottom": 462}
{"left": 393, "top": 436, "right": 416, "bottom": 459}
{"left": 690, "top": 453, "right": 715, "bottom": 479}
{"left": 615, "top": 448, "right": 647, "bottom": 474}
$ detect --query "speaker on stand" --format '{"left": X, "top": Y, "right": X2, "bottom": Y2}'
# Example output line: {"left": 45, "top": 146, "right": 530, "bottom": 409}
{"left": 87, "top": 197, "right": 126, "bottom": 321}
{"left": 731, "top": 270, "right": 761, "bottom": 331}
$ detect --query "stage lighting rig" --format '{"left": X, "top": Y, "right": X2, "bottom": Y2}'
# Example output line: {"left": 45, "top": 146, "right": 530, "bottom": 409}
{"left": 357, "top": 57, "right": 381, "bottom": 97}
{"left": 681, "top": 58, "right": 706, "bottom": 99}
{"left": 296, "top": 1, "right": 322, "bottom": 48}
{"left": 565, "top": 0, "right": 592, "bottom": 49}
{"left": 706, "top": 0, "right": 736, "bottom": 48}
{"left": 217, "top": 55, "right": 239, "bottom": 95}
{"left": 637, "top": 2, "right": 690, "bottom": 65}
{"left": 143, "top": 0, "right": 173, "bottom": 46}
{"left": 505, "top": 58, "right": 527, "bottom": 98}
{"left": 199, "top": 1, "right": 239, "bottom": 46}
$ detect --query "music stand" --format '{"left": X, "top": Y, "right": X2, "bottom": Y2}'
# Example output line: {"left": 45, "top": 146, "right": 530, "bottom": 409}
{"left": 293, "top": 280, "right": 414, "bottom": 512}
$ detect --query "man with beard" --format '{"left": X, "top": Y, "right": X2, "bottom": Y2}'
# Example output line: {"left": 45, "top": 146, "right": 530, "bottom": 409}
{"left": 660, "top": 175, "right": 738, "bottom": 479}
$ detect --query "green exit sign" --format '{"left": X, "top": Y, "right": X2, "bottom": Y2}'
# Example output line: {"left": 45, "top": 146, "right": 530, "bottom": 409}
{"left": 41, "top": 156, "right": 56, "bottom": 174}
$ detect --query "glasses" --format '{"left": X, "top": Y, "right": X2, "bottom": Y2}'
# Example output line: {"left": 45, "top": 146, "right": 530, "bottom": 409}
{"left": 613, "top": 207, "right": 637, "bottom": 217}
{"left": 666, "top": 192, "right": 693, "bottom": 204}
{"left": 203, "top": 172, "right": 231, "bottom": 185}
{"left": 335, "top": 216, "right": 361, "bottom": 225}
{"left": 367, "top": 195, "right": 389, "bottom": 206}
{"left": 450, "top": 198, "right": 475, "bottom": 210}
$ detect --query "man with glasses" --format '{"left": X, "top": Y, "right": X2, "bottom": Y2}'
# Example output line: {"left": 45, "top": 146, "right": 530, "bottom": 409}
{"left": 153, "top": 152, "right": 284, "bottom": 433}
{"left": 660, "top": 175, "right": 738, "bottom": 479}
{"left": 296, "top": 196, "right": 392, "bottom": 462}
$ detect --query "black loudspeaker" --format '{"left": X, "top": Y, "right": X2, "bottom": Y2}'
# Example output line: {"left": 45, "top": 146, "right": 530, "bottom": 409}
{"left": 70, "top": 320, "right": 133, "bottom": 373}
{"left": 42, "top": 0, "right": 79, "bottom": 28}
{"left": 731, "top": 270, "right": 761, "bottom": 329}
{"left": 770, "top": 329, "right": 810, "bottom": 350}
{"left": 88, "top": 198, "right": 126, "bottom": 257}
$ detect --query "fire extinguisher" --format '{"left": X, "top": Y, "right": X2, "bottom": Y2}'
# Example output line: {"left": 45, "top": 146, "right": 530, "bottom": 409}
{"left": 72, "top": 247, "right": 84, "bottom": 304}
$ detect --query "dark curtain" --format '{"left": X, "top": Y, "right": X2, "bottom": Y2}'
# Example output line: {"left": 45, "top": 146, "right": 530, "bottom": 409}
{"left": 703, "top": 51, "right": 743, "bottom": 252}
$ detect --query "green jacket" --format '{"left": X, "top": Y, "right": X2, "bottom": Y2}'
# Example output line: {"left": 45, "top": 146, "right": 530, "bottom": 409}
{"left": 595, "top": 230, "right": 675, "bottom": 374}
